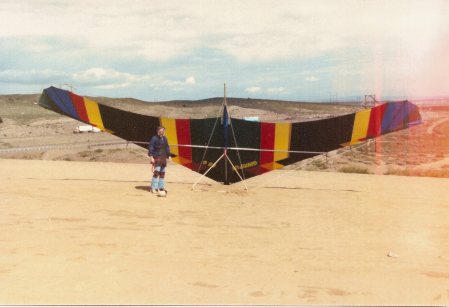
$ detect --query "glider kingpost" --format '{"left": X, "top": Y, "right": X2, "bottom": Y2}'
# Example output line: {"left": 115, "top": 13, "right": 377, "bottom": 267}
{"left": 38, "top": 86, "right": 422, "bottom": 184}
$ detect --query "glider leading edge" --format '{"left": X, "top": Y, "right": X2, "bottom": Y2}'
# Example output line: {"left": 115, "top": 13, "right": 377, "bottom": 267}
{"left": 38, "top": 86, "right": 422, "bottom": 184}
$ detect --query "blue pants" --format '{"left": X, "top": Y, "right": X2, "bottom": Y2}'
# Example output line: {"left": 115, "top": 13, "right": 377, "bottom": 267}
{"left": 151, "top": 165, "right": 166, "bottom": 190}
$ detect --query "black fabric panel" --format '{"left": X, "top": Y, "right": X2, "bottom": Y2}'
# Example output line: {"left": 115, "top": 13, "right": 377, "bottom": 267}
{"left": 190, "top": 118, "right": 223, "bottom": 163}
{"left": 227, "top": 118, "right": 261, "bottom": 183}
{"left": 277, "top": 122, "right": 319, "bottom": 166}
{"left": 98, "top": 104, "right": 160, "bottom": 149}
{"left": 189, "top": 117, "right": 263, "bottom": 184}
{"left": 276, "top": 113, "right": 355, "bottom": 167}
{"left": 190, "top": 117, "right": 223, "bottom": 176}
{"left": 297, "top": 113, "right": 355, "bottom": 152}
{"left": 190, "top": 117, "right": 223, "bottom": 149}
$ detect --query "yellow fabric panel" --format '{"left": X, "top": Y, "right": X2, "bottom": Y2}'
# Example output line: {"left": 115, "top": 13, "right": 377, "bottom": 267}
{"left": 274, "top": 122, "right": 291, "bottom": 161}
{"left": 174, "top": 156, "right": 192, "bottom": 166}
{"left": 351, "top": 109, "right": 371, "bottom": 145}
{"left": 83, "top": 97, "right": 105, "bottom": 130}
{"left": 160, "top": 117, "right": 179, "bottom": 157}
{"left": 260, "top": 161, "right": 284, "bottom": 171}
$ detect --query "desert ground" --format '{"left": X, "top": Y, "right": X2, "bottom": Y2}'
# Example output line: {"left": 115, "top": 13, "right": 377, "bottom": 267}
{"left": 1, "top": 93, "right": 449, "bottom": 305}
{"left": 1, "top": 159, "right": 449, "bottom": 305}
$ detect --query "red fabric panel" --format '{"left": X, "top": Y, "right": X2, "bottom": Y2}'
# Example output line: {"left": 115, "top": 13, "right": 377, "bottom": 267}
{"left": 176, "top": 119, "right": 192, "bottom": 162}
{"left": 69, "top": 92, "right": 89, "bottom": 123}
{"left": 260, "top": 122, "right": 275, "bottom": 164}
{"left": 367, "top": 104, "right": 387, "bottom": 137}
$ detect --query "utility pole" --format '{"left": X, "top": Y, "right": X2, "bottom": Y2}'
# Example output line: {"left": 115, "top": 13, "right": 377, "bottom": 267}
{"left": 364, "top": 94, "right": 378, "bottom": 152}
{"left": 364, "top": 94, "right": 377, "bottom": 108}
{"left": 60, "top": 83, "right": 75, "bottom": 92}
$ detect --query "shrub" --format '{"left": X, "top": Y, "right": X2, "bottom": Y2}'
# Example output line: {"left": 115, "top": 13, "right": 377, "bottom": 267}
{"left": 79, "top": 151, "right": 90, "bottom": 158}
{"left": 307, "top": 159, "right": 328, "bottom": 170}
{"left": 338, "top": 165, "right": 371, "bottom": 174}
{"left": 385, "top": 167, "right": 449, "bottom": 178}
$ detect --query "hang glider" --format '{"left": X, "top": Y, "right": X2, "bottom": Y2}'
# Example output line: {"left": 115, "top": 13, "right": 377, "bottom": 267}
{"left": 38, "top": 86, "right": 421, "bottom": 184}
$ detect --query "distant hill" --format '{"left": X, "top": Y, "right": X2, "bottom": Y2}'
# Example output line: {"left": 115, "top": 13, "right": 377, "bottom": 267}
{"left": 86, "top": 95, "right": 364, "bottom": 121}
{"left": 0, "top": 94, "right": 55, "bottom": 124}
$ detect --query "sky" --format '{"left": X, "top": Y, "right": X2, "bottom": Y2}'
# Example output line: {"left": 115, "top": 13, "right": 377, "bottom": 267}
{"left": 0, "top": 0, "right": 448, "bottom": 102}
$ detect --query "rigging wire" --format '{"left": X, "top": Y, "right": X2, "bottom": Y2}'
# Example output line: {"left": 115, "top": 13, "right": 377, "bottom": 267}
{"left": 195, "top": 99, "right": 224, "bottom": 174}
{"left": 228, "top": 114, "right": 247, "bottom": 181}
{"left": 0, "top": 138, "right": 327, "bottom": 155}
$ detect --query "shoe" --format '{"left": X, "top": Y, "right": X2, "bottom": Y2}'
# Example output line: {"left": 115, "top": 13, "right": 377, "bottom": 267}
{"left": 151, "top": 188, "right": 159, "bottom": 194}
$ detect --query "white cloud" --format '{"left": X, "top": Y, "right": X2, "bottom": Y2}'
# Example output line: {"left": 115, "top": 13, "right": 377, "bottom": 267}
{"left": 305, "top": 76, "right": 319, "bottom": 82}
{"left": 0, "top": 65, "right": 197, "bottom": 93}
{"left": 147, "top": 75, "right": 200, "bottom": 92}
{"left": 244, "top": 86, "right": 286, "bottom": 95}
{"left": 0, "top": 67, "right": 151, "bottom": 90}
{"left": 0, "top": 69, "right": 67, "bottom": 84}
{"left": 185, "top": 76, "right": 196, "bottom": 85}
{"left": 245, "top": 86, "right": 261, "bottom": 93}
{"left": 72, "top": 68, "right": 148, "bottom": 89}
{"left": 266, "top": 87, "right": 285, "bottom": 93}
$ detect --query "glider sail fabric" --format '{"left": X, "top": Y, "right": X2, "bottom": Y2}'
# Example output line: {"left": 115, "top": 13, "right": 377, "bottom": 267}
{"left": 40, "top": 87, "right": 161, "bottom": 149}
{"left": 38, "top": 86, "right": 421, "bottom": 184}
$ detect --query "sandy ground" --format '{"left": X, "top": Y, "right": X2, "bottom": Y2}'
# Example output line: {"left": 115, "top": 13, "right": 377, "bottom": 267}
{"left": 1, "top": 158, "right": 449, "bottom": 305}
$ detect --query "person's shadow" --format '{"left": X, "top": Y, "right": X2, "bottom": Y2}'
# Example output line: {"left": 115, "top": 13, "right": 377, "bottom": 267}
{"left": 135, "top": 186, "right": 152, "bottom": 192}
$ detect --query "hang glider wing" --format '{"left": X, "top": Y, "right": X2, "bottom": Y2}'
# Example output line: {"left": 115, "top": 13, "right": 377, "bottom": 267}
{"left": 38, "top": 86, "right": 421, "bottom": 184}
{"left": 224, "top": 101, "right": 421, "bottom": 184}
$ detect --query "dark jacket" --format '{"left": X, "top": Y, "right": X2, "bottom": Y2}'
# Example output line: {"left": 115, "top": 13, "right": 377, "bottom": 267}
{"left": 148, "top": 135, "right": 170, "bottom": 158}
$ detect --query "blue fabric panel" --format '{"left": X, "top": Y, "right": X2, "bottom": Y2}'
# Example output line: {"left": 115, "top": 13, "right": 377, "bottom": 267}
{"left": 381, "top": 101, "right": 409, "bottom": 134}
{"left": 44, "top": 86, "right": 79, "bottom": 119}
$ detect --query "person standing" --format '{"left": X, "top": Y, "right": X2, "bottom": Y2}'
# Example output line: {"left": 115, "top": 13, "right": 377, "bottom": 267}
{"left": 148, "top": 126, "right": 171, "bottom": 195}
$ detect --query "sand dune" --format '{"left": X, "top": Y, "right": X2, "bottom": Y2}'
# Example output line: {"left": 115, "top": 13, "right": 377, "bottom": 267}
{"left": 1, "top": 158, "right": 449, "bottom": 305}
